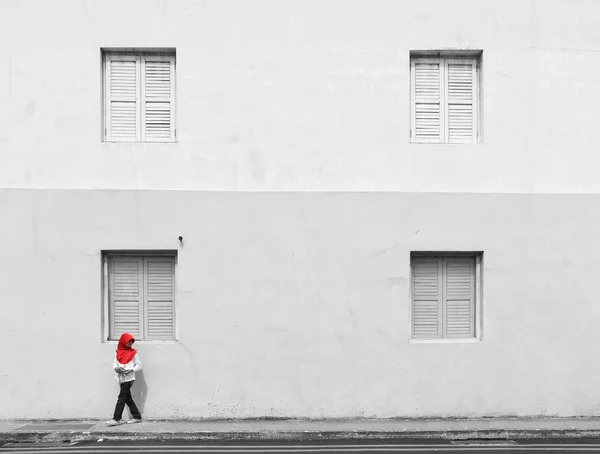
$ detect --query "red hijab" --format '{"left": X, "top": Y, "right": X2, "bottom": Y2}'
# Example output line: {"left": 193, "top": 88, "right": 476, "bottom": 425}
{"left": 116, "top": 333, "right": 137, "bottom": 364}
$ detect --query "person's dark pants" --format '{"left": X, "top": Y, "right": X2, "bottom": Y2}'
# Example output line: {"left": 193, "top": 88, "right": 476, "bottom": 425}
{"left": 113, "top": 380, "right": 141, "bottom": 421}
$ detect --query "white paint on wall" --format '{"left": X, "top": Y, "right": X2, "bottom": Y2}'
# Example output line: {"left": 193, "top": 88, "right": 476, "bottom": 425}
{"left": 1, "top": 0, "right": 597, "bottom": 420}
{"left": 0, "top": 0, "right": 599, "bottom": 192}
{"left": 1, "top": 189, "right": 599, "bottom": 419}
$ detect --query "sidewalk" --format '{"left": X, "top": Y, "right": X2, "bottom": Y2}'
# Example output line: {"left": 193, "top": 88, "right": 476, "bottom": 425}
{"left": 2, "top": 418, "right": 600, "bottom": 444}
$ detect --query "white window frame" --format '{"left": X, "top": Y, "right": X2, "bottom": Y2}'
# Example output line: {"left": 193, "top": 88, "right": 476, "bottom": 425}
{"left": 409, "top": 252, "right": 483, "bottom": 343}
{"left": 102, "top": 251, "right": 178, "bottom": 343}
{"left": 103, "top": 50, "right": 177, "bottom": 143}
{"left": 410, "top": 54, "right": 480, "bottom": 144}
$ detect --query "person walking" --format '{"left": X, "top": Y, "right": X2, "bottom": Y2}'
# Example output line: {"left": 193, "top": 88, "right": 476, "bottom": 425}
{"left": 106, "top": 333, "right": 143, "bottom": 426}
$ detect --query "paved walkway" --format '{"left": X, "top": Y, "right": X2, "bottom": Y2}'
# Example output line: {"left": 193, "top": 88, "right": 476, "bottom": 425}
{"left": 1, "top": 418, "right": 600, "bottom": 440}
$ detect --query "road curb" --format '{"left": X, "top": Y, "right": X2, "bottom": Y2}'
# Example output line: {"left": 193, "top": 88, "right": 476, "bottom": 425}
{"left": 4, "top": 429, "right": 600, "bottom": 445}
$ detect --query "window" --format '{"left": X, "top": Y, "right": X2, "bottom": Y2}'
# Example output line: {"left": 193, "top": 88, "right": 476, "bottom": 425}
{"left": 103, "top": 252, "right": 176, "bottom": 341}
{"left": 411, "top": 253, "right": 482, "bottom": 340}
{"left": 103, "top": 50, "right": 176, "bottom": 142}
{"left": 410, "top": 52, "right": 480, "bottom": 144}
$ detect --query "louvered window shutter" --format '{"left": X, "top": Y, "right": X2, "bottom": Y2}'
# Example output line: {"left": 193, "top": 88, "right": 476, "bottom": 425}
{"left": 141, "top": 55, "right": 175, "bottom": 142}
{"left": 442, "top": 257, "right": 475, "bottom": 338}
{"left": 105, "top": 55, "right": 141, "bottom": 142}
{"left": 110, "top": 257, "right": 143, "bottom": 339}
{"left": 445, "top": 59, "right": 477, "bottom": 143}
{"left": 412, "top": 258, "right": 443, "bottom": 338}
{"left": 412, "top": 60, "right": 443, "bottom": 143}
{"left": 144, "top": 257, "right": 175, "bottom": 340}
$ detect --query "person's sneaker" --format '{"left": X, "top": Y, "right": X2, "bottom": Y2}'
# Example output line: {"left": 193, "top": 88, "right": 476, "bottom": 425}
{"left": 105, "top": 419, "right": 121, "bottom": 426}
{"left": 127, "top": 418, "right": 142, "bottom": 424}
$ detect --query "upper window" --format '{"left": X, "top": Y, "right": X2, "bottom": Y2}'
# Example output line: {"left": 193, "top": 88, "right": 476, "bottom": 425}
{"left": 103, "top": 252, "right": 176, "bottom": 341}
{"left": 410, "top": 52, "right": 481, "bottom": 144}
{"left": 103, "top": 50, "right": 176, "bottom": 142}
{"left": 411, "top": 252, "right": 482, "bottom": 340}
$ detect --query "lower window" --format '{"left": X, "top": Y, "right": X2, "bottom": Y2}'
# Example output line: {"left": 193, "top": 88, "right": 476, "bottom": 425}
{"left": 411, "top": 252, "right": 482, "bottom": 340}
{"left": 103, "top": 251, "right": 176, "bottom": 341}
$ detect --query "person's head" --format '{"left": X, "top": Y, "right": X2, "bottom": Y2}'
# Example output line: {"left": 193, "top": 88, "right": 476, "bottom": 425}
{"left": 118, "top": 333, "right": 136, "bottom": 349}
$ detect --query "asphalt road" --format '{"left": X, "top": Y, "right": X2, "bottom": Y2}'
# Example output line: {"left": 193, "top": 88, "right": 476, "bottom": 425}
{"left": 4, "top": 439, "right": 600, "bottom": 453}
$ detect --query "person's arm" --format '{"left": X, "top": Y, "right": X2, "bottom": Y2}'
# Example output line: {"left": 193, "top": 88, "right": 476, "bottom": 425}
{"left": 113, "top": 358, "right": 125, "bottom": 374}
{"left": 132, "top": 353, "right": 142, "bottom": 372}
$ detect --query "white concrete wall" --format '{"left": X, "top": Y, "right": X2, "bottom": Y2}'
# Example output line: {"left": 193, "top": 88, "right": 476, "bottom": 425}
{"left": 1, "top": 190, "right": 599, "bottom": 419}
{"left": 1, "top": 0, "right": 598, "bottom": 419}
{"left": 1, "top": 0, "right": 599, "bottom": 192}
